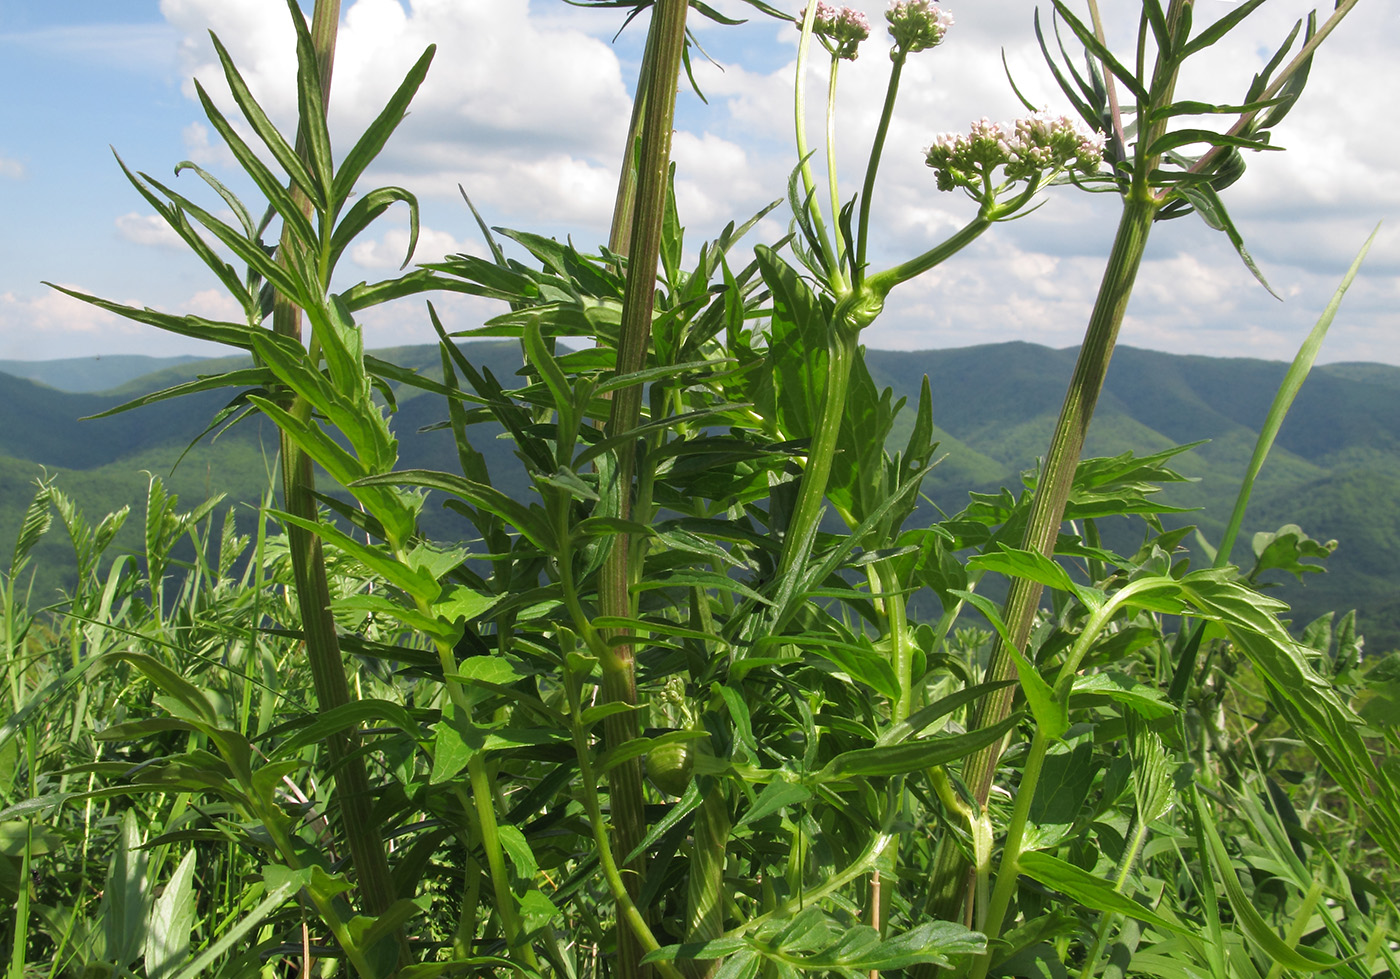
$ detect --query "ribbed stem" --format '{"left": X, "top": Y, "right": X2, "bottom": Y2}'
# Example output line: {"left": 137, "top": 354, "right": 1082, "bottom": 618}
{"left": 596, "top": 4, "right": 689, "bottom": 977}
{"left": 681, "top": 791, "right": 730, "bottom": 979}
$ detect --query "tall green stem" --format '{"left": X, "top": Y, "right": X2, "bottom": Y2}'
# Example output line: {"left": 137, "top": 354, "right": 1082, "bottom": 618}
{"left": 963, "top": 194, "right": 1156, "bottom": 792}
{"left": 596, "top": 3, "right": 689, "bottom": 977}
{"left": 966, "top": 732, "right": 1051, "bottom": 979}
{"left": 777, "top": 214, "right": 991, "bottom": 584}
{"left": 925, "top": 0, "right": 1188, "bottom": 928}
{"left": 268, "top": 3, "right": 401, "bottom": 962}
{"left": 854, "top": 50, "right": 906, "bottom": 286}
{"left": 777, "top": 327, "right": 858, "bottom": 581}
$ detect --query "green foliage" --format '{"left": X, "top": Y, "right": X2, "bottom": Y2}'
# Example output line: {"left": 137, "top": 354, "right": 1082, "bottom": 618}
{"left": 2, "top": 1, "right": 1394, "bottom": 978}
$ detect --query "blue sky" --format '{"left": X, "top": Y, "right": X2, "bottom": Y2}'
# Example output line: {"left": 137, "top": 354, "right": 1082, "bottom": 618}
{"left": 1, "top": 0, "right": 1396, "bottom": 364}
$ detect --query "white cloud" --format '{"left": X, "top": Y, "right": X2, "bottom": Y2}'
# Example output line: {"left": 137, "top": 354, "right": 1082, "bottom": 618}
{"left": 185, "top": 288, "right": 244, "bottom": 322}
{"left": 1, "top": 286, "right": 138, "bottom": 347}
{"left": 351, "top": 226, "right": 479, "bottom": 269}
{"left": 0, "top": 156, "right": 24, "bottom": 179}
{"left": 182, "top": 121, "right": 236, "bottom": 168}
{"left": 115, "top": 212, "right": 187, "bottom": 249}
{"left": 162, "top": 0, "right": 633, "bottom": 233}
{"left": 137, "top": 0, "right": 1400, "bottom": 366}
{"left": 0, "top": 285, "right": 243, "bottom": 360}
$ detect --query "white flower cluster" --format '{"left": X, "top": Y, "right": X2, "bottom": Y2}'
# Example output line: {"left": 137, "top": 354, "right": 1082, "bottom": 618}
{"left": 801, "top": 2, "right": 872, "bottom": 60}
{"left": 886, "top": 0, "right": 953, "bottom": 53}
{"left": 925, "top": 113, "right": 1104, "bottom": 193}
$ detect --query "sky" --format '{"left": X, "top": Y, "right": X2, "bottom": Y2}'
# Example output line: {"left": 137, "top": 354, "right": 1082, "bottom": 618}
{"left": 0, "top": 0, "right": 1396, "bottom": 365}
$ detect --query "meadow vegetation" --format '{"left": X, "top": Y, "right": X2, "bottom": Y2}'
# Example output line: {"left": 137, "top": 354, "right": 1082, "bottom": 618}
{"left": 2, "top": 0, "right": 1397, "bottom": 977}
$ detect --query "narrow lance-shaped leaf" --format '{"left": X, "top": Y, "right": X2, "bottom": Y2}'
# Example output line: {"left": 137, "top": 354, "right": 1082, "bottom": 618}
{"left": 190, "top": 78, "right": 318, "bottom": 250}
{"left": 116, "top": 153, "right": 253, "bottom": 308}
{"left": 335, "top": 44, "right": 436, "bottom": 202}
{"left": 329, "top": 185, "right": 420, "bottom": 270}
{"left": 286, "top": 0, "right": 336, "bottom": 209}
{"left": 206, "top": 31, "right": 321, "bottom": 209}
{"left": 272, "top": 507, "right": 441, "bottom": 602}
{"left": 41, "top": 284, "right": 260, "bottom": 350}
{"left": 814, "top": 713, "right": 1022, "bottom": 781}
{"left": 1191, "top": 790, "right": 1342, "bottom": 970}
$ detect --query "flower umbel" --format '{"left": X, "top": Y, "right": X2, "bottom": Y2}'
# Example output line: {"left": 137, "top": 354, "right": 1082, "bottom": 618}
{"left": 802, "top": 2, "right": 871, "bottom": 60}
{"left": 925, "top": 112, "right": 1104, "bottom": 198}
{"left": 886, "top": 0, "right": 953, "bottom": 54}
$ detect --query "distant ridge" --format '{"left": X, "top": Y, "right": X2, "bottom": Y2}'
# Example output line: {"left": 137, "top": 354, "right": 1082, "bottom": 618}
{"left": 0, "top": 354, "right": 209, "bottom": 393}
{"left": 3, "top": 340, "right": 1397, "bottom": 651}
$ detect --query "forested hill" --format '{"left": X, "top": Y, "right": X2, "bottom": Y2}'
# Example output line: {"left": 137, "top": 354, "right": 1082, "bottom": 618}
{"left": 4, "top": 340, "right": 1397, "bottom": 651}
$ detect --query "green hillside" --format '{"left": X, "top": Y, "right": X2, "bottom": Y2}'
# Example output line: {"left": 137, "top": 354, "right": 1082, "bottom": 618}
{"left": 0, "top": 354, "right": 205, "bottom": 392}
{"left": 3, "top": 341, "right": 1397, "bottom": 651}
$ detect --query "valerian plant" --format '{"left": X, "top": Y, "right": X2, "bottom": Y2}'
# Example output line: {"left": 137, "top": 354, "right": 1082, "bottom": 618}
{"left": 4, "top": 0, "right": 1397, "bottom": 978}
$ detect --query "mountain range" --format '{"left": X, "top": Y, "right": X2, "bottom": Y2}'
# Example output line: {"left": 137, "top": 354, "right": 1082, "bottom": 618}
{"left": 3, "top": 341, "right": 1396, "bottom": 652}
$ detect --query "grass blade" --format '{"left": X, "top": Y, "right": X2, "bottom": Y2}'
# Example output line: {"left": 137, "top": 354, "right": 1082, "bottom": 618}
{"left": 1214, "top": 223, "right": 1379, "bottom": 567}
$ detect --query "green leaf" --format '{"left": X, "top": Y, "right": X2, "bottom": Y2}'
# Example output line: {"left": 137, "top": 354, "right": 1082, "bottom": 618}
{"left": 190, "top": 76, "right": 318, "bottom": 249}
{"left": 878, "top": 680, "right": 1017, "bottom": 747}
{"left": 592, "top": 616, "right": 726, "bottom": 646}
{"left": 433, "top": 584, "right": 499, "bottom": 624}
{"left": 1127, "top": 715, "right": 1175, "bottom": 825}
{"left": 126, "top": 156, "right": 255, "bottom": 310}
{"left": 330, "top": 185, "right": 420, "bottom": 269}
{"left": 1191, "top": 790, "right": 1342, "bottom": 970}
{"left": 265, "top": 698, "right": 421, "bottom": 758}
{"left": 756, "top": 244, "right": 827, "bottom": 441}
{"left": 1178, "top": 0, "right": 1269, "bottom": 57}
{"left": 518, "top": 890, "right": 561, "bottom": 937}
{"left": 1249, "top": 524, "right": 1335, "bottom": 582}
{"left": 955, "top": 590, "right": 1066, "bottom": 740}
{"left": 144, "top": 849, "right": 197, "bottom": 979}
{"left": 823, "top": 921, "right": 985, "bottom": 970}
{"left": 167, "top": 867, "right": 307, "bottom": 979}
{"left": 496, "top": 824, "right": 539, "bottom": 878}
{"left": 968, "top": 546, "right": 1104, "bottom": 612}
{"left": 207, "top": 30, "right": 321, "bottom": 210}
{"left": 1216, "top": 226, "right": 1378, "bottom": 565}
{"left": 335, "top": 45, "right": 436, "bottom": 203}
{"left": 1018, "top": 851, "right": 1194, "bottom": 938}
{"left": 104, "top": 651, "right": 217, "bottom": 728}
{"left": 356, "top": 468, "right": 557, "bottom": 553}
{"left": 81, "top": 369, "right": 277, "bottom": 420}
{"left": 1070, "top": 672, "right": 1175, "bottom": 720}
{"left": 815, "top": 713, "right": 1021, "bottom": 781}
{"left": 771, "top": 634, "right": 899, "bottom": 700}
{"left": 287, "top": 0, "right": 335, "bottom": 207}
{"left": 1175, "top": 183, "right": 1278, "bottom": 298}
{"left": 41, "top": 283, "right": 260, "bottom": 350}
{"left": 271, "top": 508, "right": 441, "bottom": 602}
{"left": 1147, "top": 128, "right": 1279, "bottom": 158}
{"left": 734, "top": 782, "right": 812, "bottom": 830}
{"left": 1027, "top": 741, "right": 1099, "bottom": 848}
{"left": 9, "top": 480, "right": 52, "bottom": 574}
{"left": 102, "top": 810, "right": 150, "bottom": 969}
{"left": 344, "top": 897, "right": 425, "bottom": 963}
{"left": 643, "top": 937, "right": 751, "bottom": 964}
{"left": 431, "top": 703, "right": 475, "bottom": 784}
{"left": 1049, "top": 0, "right": 1150, "bottom": 103}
